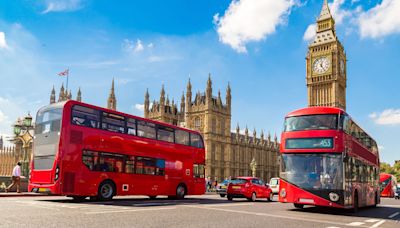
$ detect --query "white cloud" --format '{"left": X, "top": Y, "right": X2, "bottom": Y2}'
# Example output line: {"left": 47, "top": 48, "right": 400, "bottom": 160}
{"left": 369, "top": 109, "right": 400, "bottom": 125}
{"left": 378, "top": 145, "right": 385, "bottom": 151}
{"left": 214, "top": 0, "right": 297, "bottom": 53}
{"left": 148, "top": 43, "right": 154, "bottom": 48}
{"left": 42, "top": 0, "right": 84, "bottom": 14}
{"left": 303, "top": 24, "right": 317, "bottom": 42}
{"left": 135, "top": 104, "right": 145, "bottom": 112}
{"left": 358, "top": 0, "right": 400, "bottom": 39}
{"left": 123, "top": 39, "right": 146, "bottom": 53}
{"left": 0, "top": 32, "right": 8, "bottom": 49}
{"left": 329, "top": 0, "right": 351, "bottom": 25}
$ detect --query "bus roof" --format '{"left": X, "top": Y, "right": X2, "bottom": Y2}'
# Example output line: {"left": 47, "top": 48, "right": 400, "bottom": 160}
{"left": 55, "top": 100, "right": 202, "bottom": 135}
{"left": 286, "top": 106, "right": 346, "bottom": 117}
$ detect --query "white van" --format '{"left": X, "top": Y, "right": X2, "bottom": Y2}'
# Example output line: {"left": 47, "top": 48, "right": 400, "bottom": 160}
{"left": 269, "top": 177, "right": 280, "bottom": 195}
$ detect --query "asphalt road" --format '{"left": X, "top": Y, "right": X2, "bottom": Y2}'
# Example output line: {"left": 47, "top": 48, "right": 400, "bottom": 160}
{"left": 0, "top": 194, "right": 399, "bottom": 228}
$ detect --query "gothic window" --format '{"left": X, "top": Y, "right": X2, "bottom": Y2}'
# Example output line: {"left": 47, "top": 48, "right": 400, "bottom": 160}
{"left": 212, "top": 118, "right": 216, "bottom": 133}
{"left": 211, "top": 143, "right": 216, "bottom": 162}
{"left": 221, "top": 145, "right": 225, "bottom": 161}
{"left": 221, "top": 119, "right": 225, "bottom": 136}
{"left": 194, "top": 117, "right": 201, "bottom": 129}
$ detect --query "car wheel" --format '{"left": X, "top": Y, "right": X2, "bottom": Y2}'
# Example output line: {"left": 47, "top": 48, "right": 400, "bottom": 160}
{"left": 294, "top": 203, "right": 304, "bottom": 209}
{"left": 248, "top": 192, "right": 257, "bottom": 202}
{"left": 220, "top": 194, "right": 226, "bottom": 198}
{"left": 227, "top": 195, "right": 233, "bottom": 201}
{"left": 268, "top": 192, "right": 274, "bottom": 202}
{"left": 98, "top": 180, "right": 115, "bottom": 201}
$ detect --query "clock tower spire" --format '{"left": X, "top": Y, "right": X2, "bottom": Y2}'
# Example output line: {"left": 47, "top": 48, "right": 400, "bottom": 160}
{"left": 306, "top": 0, "right": 347, "bottom": 110}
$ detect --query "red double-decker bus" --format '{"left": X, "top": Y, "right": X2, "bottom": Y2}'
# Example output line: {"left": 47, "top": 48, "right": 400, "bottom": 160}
{"left": 380, "top": 173, "right": 397, "bottom": 198}
{"left": 279, "top": 107, "right": 380, "bottom": 212}
{"left": 28, "top": 100, "right": 205, "bottom": 201}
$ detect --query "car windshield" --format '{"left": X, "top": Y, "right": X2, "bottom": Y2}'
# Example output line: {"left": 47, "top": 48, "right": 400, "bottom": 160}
{"left": 231, "top": 178, "right": 247, "bottom": 184}
{"left": 270, "top": 179, "right": 279, "bottom": 185}
{"left": 280, "top": 153, "right": 343, "bottom": 190}
{"left": 284, "top": 114, "right": 338, "bottom": 132}
{"left": 221, "top": 180, "right": 231, "bottom": 185}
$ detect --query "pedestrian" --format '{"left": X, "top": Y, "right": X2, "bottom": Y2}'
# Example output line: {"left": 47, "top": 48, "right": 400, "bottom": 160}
{"left": 5, "top": 162, "right": 22, "bottom": 193}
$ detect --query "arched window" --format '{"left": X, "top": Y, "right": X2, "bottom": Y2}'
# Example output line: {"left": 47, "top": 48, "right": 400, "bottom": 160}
{"left": 194, "top": 117, "right": 201, "bottom": 129}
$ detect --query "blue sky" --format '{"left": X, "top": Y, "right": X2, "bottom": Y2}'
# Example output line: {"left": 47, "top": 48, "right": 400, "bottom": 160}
{"left": 0, "top": 0, "right": 399, "bottom": 164}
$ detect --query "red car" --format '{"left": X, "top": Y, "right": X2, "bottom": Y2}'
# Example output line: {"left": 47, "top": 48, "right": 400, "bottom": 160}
{"left": 227, "top": 177, "right": 273, "bottom": 202}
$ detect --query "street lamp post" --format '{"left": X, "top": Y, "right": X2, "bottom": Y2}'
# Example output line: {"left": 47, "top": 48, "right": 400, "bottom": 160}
{"left": 12, "top": 113, "right": 34, "bottom": 177}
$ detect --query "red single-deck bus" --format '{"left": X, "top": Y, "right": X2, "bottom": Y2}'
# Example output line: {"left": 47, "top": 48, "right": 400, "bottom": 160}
{"left": 380, "top": 173, "right": 397, "bottom": 198}
{"left": 28, "top": 100, "right": 205, "bottom": 201}
{"left": 279, "top": 107, "right": 380, "bottom": 212}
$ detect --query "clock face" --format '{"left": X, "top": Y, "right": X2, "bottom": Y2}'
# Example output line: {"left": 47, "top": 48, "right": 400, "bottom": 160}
{"left": 313, "top": 57, "right": 330, "bottom": 74}
{"left": 340, "top": 59, "right": 345, "bottom": 75}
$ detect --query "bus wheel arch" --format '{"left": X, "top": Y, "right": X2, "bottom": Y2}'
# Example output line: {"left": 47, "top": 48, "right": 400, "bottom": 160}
{"left": 98, "top": 179, "right": 116, "bottom": 201}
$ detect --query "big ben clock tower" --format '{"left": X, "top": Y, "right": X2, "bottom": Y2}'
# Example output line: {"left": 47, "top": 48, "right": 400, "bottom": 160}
{"left": 306, "top": 0, "right": 347, "bottom": 110}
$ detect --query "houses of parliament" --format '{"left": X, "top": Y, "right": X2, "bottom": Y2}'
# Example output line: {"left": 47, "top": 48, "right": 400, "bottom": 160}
{"left": 49, "top": 77, "right": 281, "bottom": 182}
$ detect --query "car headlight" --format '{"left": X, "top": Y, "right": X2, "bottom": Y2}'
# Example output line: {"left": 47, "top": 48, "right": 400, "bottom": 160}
{"left": 280, "top": 188, "right": 286, "bottom": 198}
{"left": 329, "top": 192, "right": 339, "bottom": 202}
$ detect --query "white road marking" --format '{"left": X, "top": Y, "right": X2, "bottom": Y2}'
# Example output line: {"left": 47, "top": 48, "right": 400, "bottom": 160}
{"left": 182, "top": 205, "right": 362, "bottom": 227}
{"left": 85, "top": 206, "right": 176, "bottom": 215}
{"left": 379, "top": 205, "right": 400, "bottom": 208}
{"left": 365, "top": 219, "right": 379, "bottom": 223}
{"left": 348, "top": 222, "right": 365, "bottom": 226}
{"left": 370, "top": 220, "right": 385, "bottom": 228}
{"left": 203, "top": 203, "right": 255, "bottom": 207}
{"left": 326, "top": 227, "right": 341, "bottom": 228}
{"left": 388, "top": 212, "right": 400, "bottom": 219}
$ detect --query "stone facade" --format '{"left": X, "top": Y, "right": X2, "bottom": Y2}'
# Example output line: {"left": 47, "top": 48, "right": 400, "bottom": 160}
{"left": 144, "top": 75, "right": 280, "bottom": 182}
{"left": 306, "top": 0, "right": 347, "bottom": 110}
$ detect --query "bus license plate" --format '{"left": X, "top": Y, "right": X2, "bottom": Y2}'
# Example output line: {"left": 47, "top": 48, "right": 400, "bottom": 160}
{"left": 38, "top": 188, "right": 48, "bottom": 193}
{"left": 299, "top": 198, "right": 314, "bottom": 204}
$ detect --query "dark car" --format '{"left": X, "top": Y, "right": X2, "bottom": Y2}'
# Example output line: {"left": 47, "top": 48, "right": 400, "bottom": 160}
{"left": 216, "top": 180, "right": 231, "bottom": 197}
{"left": 227, "top": 177, "right": 273, "bottom": 202}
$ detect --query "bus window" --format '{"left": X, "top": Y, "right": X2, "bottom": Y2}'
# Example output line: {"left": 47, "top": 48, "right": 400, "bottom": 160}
{"left": 190, "top": 133, "right": 204, "bottom": 148}
{"left": 193, "top": 164, "right": 205, "bottom": 178}
{"left": 155, "top": 159, "right": 165, "bottom": 176}
{"left": 175, "top": 129, "right": 190, "bottom": 146}
{"left": 102, "top": 112, "right": 125, "bottom": 134}
{"left": 284, "top": 114, "right": 338, "bottom": 131}
{"left": 82, "top": 150, "right": 98, "bottom": 171}
{"left": 72, "top": 105, "right": 100, "bottom": 129}
{"left": 127, "top": 118, "right": 137, "bottom": 136}
{"left": 137, "top": 121, "right": 156, "bottom": 139}
{"left": 125, "top": 156, "right": 135, "bottom": 173}
{"left": 157, "top": 125, "right": 174, "bottom": 143}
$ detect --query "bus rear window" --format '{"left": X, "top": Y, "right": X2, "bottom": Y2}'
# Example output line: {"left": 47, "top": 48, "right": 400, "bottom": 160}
{"left": 284, "top": 114, "right": 338, "bottom": 132}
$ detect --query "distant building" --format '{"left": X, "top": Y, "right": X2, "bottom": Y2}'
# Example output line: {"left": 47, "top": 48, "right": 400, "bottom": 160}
{"left": 144, "top": 75, "right": 280, "bottom": 181}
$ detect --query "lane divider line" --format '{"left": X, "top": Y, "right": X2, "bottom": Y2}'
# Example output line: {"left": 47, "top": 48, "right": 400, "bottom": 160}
{"left": 370, "top": 220, "right": 385, "bottom": 228}
{"left": 85, "top": 206, "right": 176, "bottom": 215}
{"left": 388, "top": 212, "right": 400, "bottom": 219}
{"left": 182, "top": 205, "right": 368, "bottom": 227}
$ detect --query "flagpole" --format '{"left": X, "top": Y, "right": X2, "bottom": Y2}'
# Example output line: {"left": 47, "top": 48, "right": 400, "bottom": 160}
{"left": 66, "top": 68, "right": 69, "bottom": 92}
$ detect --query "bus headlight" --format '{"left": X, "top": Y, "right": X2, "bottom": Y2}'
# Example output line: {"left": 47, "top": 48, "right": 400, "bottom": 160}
{"left": 54, "top": 166, "right": 60, "bottom": 181}
{"left": 329, "top": 192, "right": 339, "bottom": 202}
{"left": 280, "top": 188, "right": 287, "bottom": 198}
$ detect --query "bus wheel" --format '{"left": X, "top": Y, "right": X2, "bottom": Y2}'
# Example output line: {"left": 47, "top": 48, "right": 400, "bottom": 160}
{"left": 72, "top": 196, "right": 87, "bottom": 202}
{"left": 149, "top": 196, "right": 157, "bottom": 200}
{"left": 227, "top": 195, "right": 233, "bottom": 201}
{"left": 98, "top": 180, "right": 115, "bottom": 201}
{"left": 294, "top": 203, "right": 304, "bottom": 209}
{"left": 176, "top": 184, "right": 186, "bottom": 199}
{"left": 352, "top": 193, "right": 358, "bottom": 213}
{"left": 219, "top": 194, "right": 226, "bottom": 198}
